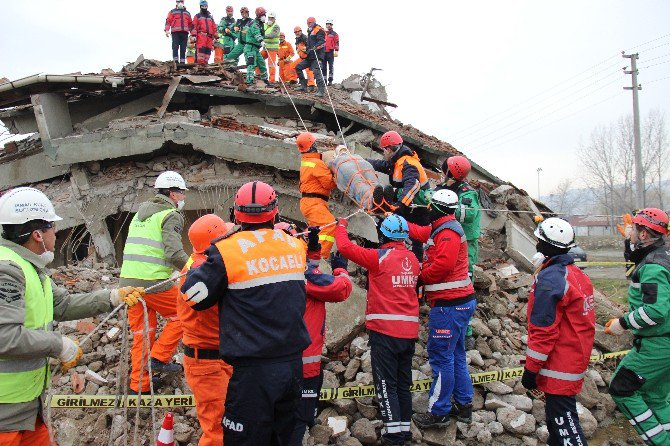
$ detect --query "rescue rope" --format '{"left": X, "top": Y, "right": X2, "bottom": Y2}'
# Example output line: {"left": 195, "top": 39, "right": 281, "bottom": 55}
{"left": 133, "top": 299, "right": 157, "bottom": 446}
{"left": 262, "top": 44, "right": 309, "bottom": 132}
{"left": 312, "top": 49, "right": 348, "bottom": 149}
{"left": 109, "top": 307, "right": 131, "bottom": 446}
{"left": 294, "top": 208, "right": 366, "bottom": 237}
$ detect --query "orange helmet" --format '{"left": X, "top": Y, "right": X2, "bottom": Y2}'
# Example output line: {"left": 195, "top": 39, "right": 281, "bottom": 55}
{"left": 632, "top": 208, "right": 669, "bottom": 235}
{"left": 296, "top": 132, "right": 316, "bottom": 153}
{"left": 443, "top": 156, "right": 472, "bottom": 181}
{"left": 379, "top": 131, "right": 403, "bottom": 149}
{"left": 188, "top": 214, "right": 232, "bottom": 253}
{"left": 233, "top": 181, "right": 278, "bottom": 224}
{"left": 294, "top": 26, "right": 302, "bottom": 33}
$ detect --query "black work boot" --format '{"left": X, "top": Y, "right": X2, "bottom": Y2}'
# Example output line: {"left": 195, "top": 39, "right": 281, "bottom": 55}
{"left": 412, "top": 412, "right": 450, "bottom": 429}
{"left": 316, "top": 87, "right": 325, "bottom": 97}
{"left": 296, "top": 80, "right": 307, "bottom": 92}
{"left": 449, "top": 402, "right": 473, "bottom": 424}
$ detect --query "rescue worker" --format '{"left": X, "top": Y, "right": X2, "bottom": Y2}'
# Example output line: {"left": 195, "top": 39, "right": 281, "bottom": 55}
{"left": 292, "top": 27, "right": 316, "bottom": 89}
{"left": 263, "top": 12, "right": 281, "bottom": 83}
{"left": 186, "top": 35, "right": 197, "bottom": 64}
{"left": 243, "top": 7, "right": 270, "bottom": 85}
{"left": 295, "top": 17, "right": 326, "bottom": 97}
{"left": 223, "top": 7, "right": 252, "bottom": 65}
{"left": 120, "top": 170, "right": 189, "bottom": 394}
{"left": 605, "top": 208, "right": 670, "bottom": 446}
{"left": 366, "top": 130, "right": 431, "bottom": 260}
{"left": 191, "top": 0, "right": 219, "bottom": 65}
{"left": 177, "top": 214, "right": 234, "bottom": 446}
{"left": 298, "top": 132, "right": 338, "bottom": 259}
{"left": 181, "top": 181, "right": 310, "bottom": 445}
{"left": 407, "top": 190, "right": 476, "bottom": 429}
{"left": 214, "top": 6, "right": 236, "bottom": 63}
{"left": 279, "top": 223, "right": 352, "bottom": 446}
{"left": 521, "top": 217, "right": 595, "bottom": 446}
{"left": 0, "top": 187, "right": 142, "bottom": 444}
{"left": 335, "top": 214, "right": 420, "bottom": 445}
{"left": 165, "top": 0, "right": 193, "bottom": 63}
{"left": 323, "top": 19, "right": 339, "bottom": 86}
{"left": 278, "top": 32, "right": 297, "bottom": 83}
{"left": 436, "top": 155, "right": 481, "bottom": 349}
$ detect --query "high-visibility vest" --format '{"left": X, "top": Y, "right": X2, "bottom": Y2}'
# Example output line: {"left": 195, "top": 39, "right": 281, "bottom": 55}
{"left": 120, "top": 208, "right": 175, "bottom": 280}
{"left": 0, "top": 246, "right": 54, "bottom": 403}
{"left": 264, "top": 22, "right": 280, "bottom": 50}
{"left": 392, "top": 153, "right": 429, "bottom": 188}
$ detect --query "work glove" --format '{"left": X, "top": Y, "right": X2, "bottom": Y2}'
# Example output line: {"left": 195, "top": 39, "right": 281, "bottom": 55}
{"left": 165, "top": 31, "right": 170, "bottom": 38}
{"left": 330, "top": 252, "right": 348, "bottom": 271}
{"left": 110, "top": 287, "right": 144, "bottom": 307}
{"left": 334, "top": 51, "right": 338, "bottom": 57}
{"left": 605, "top": 317, "right": 625, "bottom": 335}
{"left": 616, "top": 213, "right": 633, "bottom": 239}
{"left": 307, "top": 226, "right": 321, "bottom": 253}
{"left": 59, "top": 337, "right": 83, "bottom": 373}
{"left": 521, "top": 368, "right": 537, "bottom": 390}
{"left": 534, "top": 215, "right": 544, "bottom": 223}
{"left": 337, "top": 218, "right": 348, "bottom": 229}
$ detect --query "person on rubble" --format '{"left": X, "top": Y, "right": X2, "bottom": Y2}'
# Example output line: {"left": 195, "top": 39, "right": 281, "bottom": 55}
{"left": 295, "top": 17, "right": 327, "bottom": 97}
{"left": 191, "top": 0, "right": 219, "bottom": 65}
{"left": 214, "top": 5, "right": 236, "bottom": 63}
{"left": 298, "top": 132, "right": 338, "bottom": 259}
{"left": 119, "top": 171, "right": 189, "bottom": 394}
{"left": 604, "top": 208, "right": 670, "bottom": 446}
{"left": 407, "top": 189, "right": 476, "bottom": 429}
{"left": 186, "top": 34, "right": 197, "bottom": 64}
{"left": 323, "top": 19, "right": 339, "bottom": 86}
{"left": 165, "top": 0, "right": 193, "bottom": 64}
{"left": 366, "top": 130, "right": 431, "bottom": 260}
{"left": 335, "top": 214, "right": 420, "bottom": 445}
{"left": 223, "top": 6, "right": 252, "bottom": 65}
{"left": 277, "top": 223, "right": 352, "bottom": 446}
{"left": 242, "top": 7, "right": 270, "bottom": 86}
{"left": 435, "top": 156, "right": 481, "bottom": 350}
{"left": 291, "top": 26, "right": 316, "bottom": 89}
{"left": 0, "top": 187, "right": 142, "bottom": 444}
{"left": 263, "top": 12, "right": 281, "bottom": 84}
{"left": 278, "top": 32, "right": 297, "bottom": 83}
{"left": 521, "top": 217, "right": 595, "bottom": 446}
{"left": 181, "top": 181, "right": 310, "bottom": 445}
{"left": 177, "top": 214, "right": 234, "bottom": 446}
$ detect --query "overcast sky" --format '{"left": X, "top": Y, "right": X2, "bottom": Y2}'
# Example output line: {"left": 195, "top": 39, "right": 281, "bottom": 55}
{"left": 2, "top": 1, "right": 669, "bottom": 196}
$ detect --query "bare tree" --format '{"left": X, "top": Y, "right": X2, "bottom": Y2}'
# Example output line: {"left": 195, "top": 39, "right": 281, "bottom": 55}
{"left": 642, "top": 109, "right": 669, "bottom": 209}
{"left": 546, "top": 178, "right": 585, "bottom": 216}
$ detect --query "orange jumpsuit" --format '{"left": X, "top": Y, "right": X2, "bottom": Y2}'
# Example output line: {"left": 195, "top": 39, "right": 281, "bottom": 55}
{"left": 278, "top": 40, "right": 297, "bottom": 82}
{"left": 291, "top": 41, "right": 315, "bottom": 87}
{"left": 0, "top": 417, "right": 52, "bottom": 446}
{"left": 300, "top": 152, "right": 337, "bottom": 258}
{"left": 178, "top": 253, "right": 233, "bottom": 446}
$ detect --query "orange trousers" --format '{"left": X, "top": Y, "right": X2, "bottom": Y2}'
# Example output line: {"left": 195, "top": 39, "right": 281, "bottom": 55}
{"left": 290, "top": 59, "right": 315, "bottom": 86}
{"left": 0, "top": 417, "right": 53, "bottom": 446}
{"left": 214, "top": 47, "right": 224, "bottom": 63}
{"left": 300, "top": 197, "right": 335, "bottom": 259}
{"left": 129, "top": 286, "right": 183, "bottom": 392}
{"left": 184, "top": 355, "right": 233, "bottom": 446}
{"left": 187, "top": 55, "right": 195, "bottom": 64}
{"left": 265, "top": 50, "right": 278, "bottom": 82}
{"left": 279, "top": 59, "right": 297, "bottom": 82}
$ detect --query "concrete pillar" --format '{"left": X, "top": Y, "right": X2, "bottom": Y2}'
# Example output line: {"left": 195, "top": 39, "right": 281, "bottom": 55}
{"left": 31, "top": 93, "right": 73, "bottom": 158}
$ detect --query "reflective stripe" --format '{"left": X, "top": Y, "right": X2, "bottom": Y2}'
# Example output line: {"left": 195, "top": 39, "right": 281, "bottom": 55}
{"left": 400, "top": 422, "right": 411, "bottom": 432}
{"left": 318, "top": 234, "right": 335, "bottom": 243}
{"left": 122, "top": 254, "right": 171, "bottom": 267}
{"left": 631, "top": 282, "right": 641, "bottom": 289}
{"left": 424, "top": 278, "right": 472, "bottom": 292}
{"left": 458, "top": 205, "right": 466, "bottom": 223}
{"left": 301, "top": 161, "right": 316, "bottom": 168}
{"left": 428, "top": 371, "right": 441, "bottom": 411}
{"left": 378, "top": 250, "right": 391, "bottom": 264}
{"left": 632, "top": 409, "right": 653, "bottom": 425}
{"left": 125, "top": 237, "right": 164, "bottom": 249}
{"left": 526, "top": 347, "right": 548, "bottom": 361}
{"left": 385, "top": 422, "right": 402, "bottom": 433}
{"left": 0, "top": 357, "right": 46, "bottom": 373}
{"left": 366, "top": 314, "right": 419, "bottom": 323}
{"left": 302, "top": 355, "right": 321, "bottom": 365}
{"left": 644, "top": 424, "right": 664, "bottom": 438}
{"left": 663, "top": 422, "right": 670, "bottom": 431}
{"left": 133, "top": 328, "right": 156, "bottom": 335}
{"left": 538, "top": 368, "right": 585, "bottom": 381}
{"left": 628, "top": 312, "right": 642, "bottom": 330}
{"left": 228, "top": 272, "right": 305, "bottom": 290}
{"left": 638, "top": 308, "right": 657, "bottom": 326}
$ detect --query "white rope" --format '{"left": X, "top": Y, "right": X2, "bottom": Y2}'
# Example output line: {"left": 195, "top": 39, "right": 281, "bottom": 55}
{"left": 262, "top": 44, "right": 308, "bottom": 131}
{"left": 409, "top": 203, "right": 630, "bottom": 220}
{"left": 312, "top": 49, "right": 348, "bottom": 148}
{"left": 294, "top": 208, "right": 365, "bottom": 237}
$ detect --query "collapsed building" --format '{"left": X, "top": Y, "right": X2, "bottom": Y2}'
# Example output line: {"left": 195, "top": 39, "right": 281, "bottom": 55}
{"left": 0, "top": 59, "right": 639, "bottom": 445}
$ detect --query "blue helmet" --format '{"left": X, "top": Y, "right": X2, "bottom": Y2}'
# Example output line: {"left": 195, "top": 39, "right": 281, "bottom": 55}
{"left": 380, "top": 214, "right": 409, "bottom": 240}
{"left": 200, "top": 0, "right": 208, "bottom": 7}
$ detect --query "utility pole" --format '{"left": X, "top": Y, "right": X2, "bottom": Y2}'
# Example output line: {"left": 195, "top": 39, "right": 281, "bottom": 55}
{"left": 623, "top": 52, "right": 644, "bottom": 208}
{"left": 537, "top": 167, "right": 543, "bottom": 200}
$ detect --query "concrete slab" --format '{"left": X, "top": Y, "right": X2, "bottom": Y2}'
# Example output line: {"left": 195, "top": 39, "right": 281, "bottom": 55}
{"left": 325, "top": 280, "right": 367, "bottom": 353}
{"left": 31, "top": 93, "right": 73, "bottom": 157}
{"left": 0, "top": 152, "right": 70, "bottom": 189}
{"left": 80, "top": 90, "right": 164, "bottom": 131}
{"left": 505, "top": 220, "right": 536, "bottom": 272}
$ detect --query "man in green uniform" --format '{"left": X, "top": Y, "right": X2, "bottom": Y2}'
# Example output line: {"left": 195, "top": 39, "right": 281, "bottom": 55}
{"left": 223, "top": 6, "right": 251, "bottom": 65}
{"left": 243, "top": 7, "right": 269, "bottom": 85}
{"left": 214, "top": 5, "right": 236, "bottom": 62}
{"left": 605, "top": 207, "right": 670, "bottom": 446}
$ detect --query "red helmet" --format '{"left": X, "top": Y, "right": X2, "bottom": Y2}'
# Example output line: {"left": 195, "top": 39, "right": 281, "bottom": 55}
{"left": 240, "top": 6, "right": 249, "bottom": 13}
{"left": 632, "top": 208, "right": 669, "bottom": 235}
{"left": 296, "top": 132, "right": 316, "bottom": 153}
{"left": 379, "top": 131, "right": 403, "bottom": 149}
{"left": 226, "top": 5, "right": 233, "bottom": 12}
{"left": 255, "top": 6, "right": 266, "bottom": 16}
{"left": 274, "top": 222, "right": 298, "bottom": 236}
{"left": 307, "top": 17, "right": 316, "bottom": 25}
{"left": 188, "top": 214, "right": 233, "bottom": 253}
{"left": 294, "top": 26, "right": 302, "bottom": 33}
{"left": 233, "top": 181, "right": 278, "bottom": 224}
{"left": 443, "top": 156, "right": 472, "bottom": 181}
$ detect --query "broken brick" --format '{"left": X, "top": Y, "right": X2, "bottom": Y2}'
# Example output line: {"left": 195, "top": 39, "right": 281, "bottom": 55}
{"left": 76, "top": 320, "right": 97, "bottom": 334}
{"left": 70, "top": 371, "right": 85, "bottom": 394}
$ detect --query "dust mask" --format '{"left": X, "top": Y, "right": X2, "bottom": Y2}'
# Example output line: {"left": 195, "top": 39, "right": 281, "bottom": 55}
{"left": 39, "top": 240, "right": 55, "bottom": 265}
{"left": 177, "top": 200, "right": 185, "bottom": 211}
{"left": 531, "top": 252, "right": 546, "bottom": 270}
{"left": 260, "top": 16, "right": 266, "bottom": 23}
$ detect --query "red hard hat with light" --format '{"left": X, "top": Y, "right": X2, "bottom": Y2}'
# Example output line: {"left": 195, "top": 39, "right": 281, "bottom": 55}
{"left": 233, "top": 181, "right": 279, "bottom": 224}
{"left": 255, "top": 6, "right": 266, "bottom": 16}
{"left": 296, "top": 132, "right": 316, "bottom": 153}
{"left": 379, "top": 131, "right": 403, "bottom": 149}
{"left": 632, "top": 208, "right": 669, "bottom": 235}
{"left": 240, "top": 6, "right": 249, "bottom": 13}
{"left": 443, "top": 156, "right": 472, "bottom": 181}
{"left": 226, "top": 5, "right": 233, "bottom": 12}
{"left": 188, "top": 214, "right": 233, "bottom": 253}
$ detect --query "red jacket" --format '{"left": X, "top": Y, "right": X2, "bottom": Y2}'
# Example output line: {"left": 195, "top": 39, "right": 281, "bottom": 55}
{"left": 408, "top": 215, "right": 474, "bottom": 303}
{"left": 525, "top": 254, "right": 596, "bottom": 395}
{"left": 191, "top": 12, "right": 218, "bottom": 37}
{"left": 303, "top": 259, "right": 352, "bottom": 378}
{"left": 325, "top": 30, "right": 339, "bottom": 52}
{"left": 165, "top": 8, "right": 193, "bottom": 33}
{"left": 335, "top": 222, "right": 420, "bottom": 339}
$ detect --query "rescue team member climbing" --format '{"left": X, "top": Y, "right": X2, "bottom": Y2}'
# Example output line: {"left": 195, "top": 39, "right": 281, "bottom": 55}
{"left": 298, "top": 132, "right": 338, "bottom": 259}
{"left": 164, "top": 0, "right": 193, "bottom": 63}
{"left": 120, "top": 171, "right": 189, "bottom": 394}
{"left": 182, "top": 181, "right": 310, "bottom": 446}
{"left": 191, "top": 0, "right": 219, "bottom": 65}
{"left": 178, "top": 214, "right": 234, "bottom": 446}
{"left": 407, "top": 190, "right": 476, "bottom": 429}
{"left": 0, "top": 188, "right": 141, "bottom": 445}
{"left": 605, "top": 208, "right": 670, "bottom": 446}
{"left": 280, "top": 224, "right": 352, "bottom": 446}
{"left": 521, "top": 218, "right": 594, "bottom": 446}
{"left": 335, "top": 214, "right": 420, "bottom": 445}
{"left": 214, "top": 6, "right": 236, "bottom": 63}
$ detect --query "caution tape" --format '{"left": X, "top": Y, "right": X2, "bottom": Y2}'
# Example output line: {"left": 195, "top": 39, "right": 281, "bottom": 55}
{"left": 50, "top": 350, "right": 630, "bottom": 408}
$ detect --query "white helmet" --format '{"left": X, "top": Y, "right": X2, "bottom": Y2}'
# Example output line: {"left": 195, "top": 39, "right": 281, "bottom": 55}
{"left": 268, "top": 11, "right": 276, "bottom": 18}
{"left": 430, "top": 189, "right": 459, "bottom": 212}
{"left": 154, "top": 171, "right": 188, "bottom": 190}
{"left": 534, "top": 217, "right": 576, "bottom": 248}
{"left": 325, "top": 18, "right": 333, "bottom": 25}
{"left": 0, "top": 187, "right": 62, "bottom": 225}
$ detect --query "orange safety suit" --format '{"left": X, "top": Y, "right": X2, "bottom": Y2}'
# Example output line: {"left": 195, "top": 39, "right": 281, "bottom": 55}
{"left": 300, "top": 152, "right": 337, "bottom": 258}
{"left": 178, "top": 254, "right": 233, "bottom": 446}
{"left": 278, "top": 40, "right": 297, "bottom": 82}
{"left": 291, "top": 41, "right": 315, "bottom": 86}
{"left": 0, "top": 417, "right": 52, "bottom": 446}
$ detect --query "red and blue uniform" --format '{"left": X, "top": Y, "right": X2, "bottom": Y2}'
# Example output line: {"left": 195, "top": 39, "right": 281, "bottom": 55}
{"left": 191, "top": 11, "right": 218, "bottom": 64}
{"left": 165, "top": 7, "right": 193, "bottom": 63}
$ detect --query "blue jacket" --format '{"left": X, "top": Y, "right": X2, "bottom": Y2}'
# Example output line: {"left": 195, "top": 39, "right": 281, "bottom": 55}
{"left": 367, "top": 145, "right": 429, "bottom": 205}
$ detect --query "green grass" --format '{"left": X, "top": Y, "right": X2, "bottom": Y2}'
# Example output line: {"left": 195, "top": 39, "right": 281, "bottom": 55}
{"left": 591, "top": 278, "right": 629, "bottom": 304}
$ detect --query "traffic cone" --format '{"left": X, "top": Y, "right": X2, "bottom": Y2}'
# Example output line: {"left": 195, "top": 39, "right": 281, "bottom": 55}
{"left": 156, "top": 412, "right": 174, "bottom": 446}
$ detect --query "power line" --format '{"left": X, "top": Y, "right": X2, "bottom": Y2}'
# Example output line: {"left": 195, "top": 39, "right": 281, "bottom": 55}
{"left": 626, "top": 32, "right": 670, "bottom": 52}
{"left": 640, "top": 59, "right": 670, "bottom": 69}
{"left": 646, "top": 75, "right": 670, "bottom": 84}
